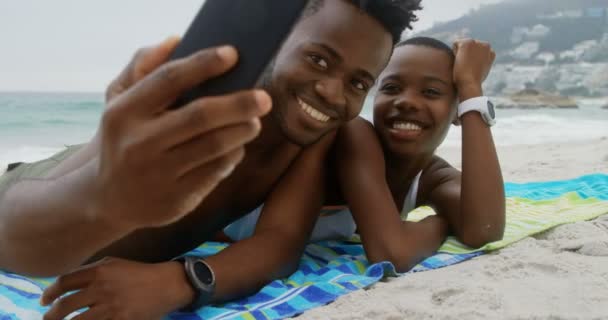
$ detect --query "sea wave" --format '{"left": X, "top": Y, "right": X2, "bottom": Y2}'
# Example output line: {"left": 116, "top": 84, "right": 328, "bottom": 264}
{"left": 64, "top": 100, "right": 103, "bottom": 110}
{"left": 41, "top": 119, "right": 80, "bottom": 125}
{"left": 443, "top": 115, "right": 608, "bottom": 147}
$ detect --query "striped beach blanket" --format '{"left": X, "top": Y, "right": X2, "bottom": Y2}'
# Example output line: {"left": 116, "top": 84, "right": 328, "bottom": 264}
{"left": 412, "top": 174, "right": 608, "bottom": 254}
{"left": 1, "top": 174, "right": 607, "bottom": 320}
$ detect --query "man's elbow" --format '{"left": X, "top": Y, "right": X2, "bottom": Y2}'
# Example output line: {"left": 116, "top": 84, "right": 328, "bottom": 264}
{"left": 0, "top": 231, "right": 72, "bottom": 277}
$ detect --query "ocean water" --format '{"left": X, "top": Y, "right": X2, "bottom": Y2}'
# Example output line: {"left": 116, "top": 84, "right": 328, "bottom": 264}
{"left": 1, "top": 92, "right": 607, "bottom": 170}
{"left": 0, "top": 92, "right": 103, "bottom": 169}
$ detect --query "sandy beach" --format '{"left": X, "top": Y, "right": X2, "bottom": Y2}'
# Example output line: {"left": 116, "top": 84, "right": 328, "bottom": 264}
{"left": 299, "top": 138, "right": 608, "bottom": 320}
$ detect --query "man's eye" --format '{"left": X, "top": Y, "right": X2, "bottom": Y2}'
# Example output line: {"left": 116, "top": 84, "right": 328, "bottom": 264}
{"left": 352, "top": 79, "right": 368, "bottom": 92}
{"left": 308, "top": 54, "right": 328, "bottom": 69}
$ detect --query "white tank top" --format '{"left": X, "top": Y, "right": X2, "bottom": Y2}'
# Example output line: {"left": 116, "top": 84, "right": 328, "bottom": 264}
{"left": 401, "top": 171, "right": 423, "bottom": 218}
{"left": 224, "top": 171, "right": 423, "bottom": 242}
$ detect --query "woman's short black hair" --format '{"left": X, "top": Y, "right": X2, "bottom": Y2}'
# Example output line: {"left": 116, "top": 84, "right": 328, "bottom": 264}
{"left": 397, "top": 37, "right": 455, "bottom": 60}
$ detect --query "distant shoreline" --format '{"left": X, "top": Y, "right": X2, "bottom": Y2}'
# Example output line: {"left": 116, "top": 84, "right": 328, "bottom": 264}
{"left": 0, "top": 91, "right": 103, "bottom": 95}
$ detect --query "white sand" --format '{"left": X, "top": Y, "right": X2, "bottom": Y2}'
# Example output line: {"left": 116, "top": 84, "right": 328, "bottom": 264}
{"left": 299, "top": 138, "right": 608, "bottom": 320}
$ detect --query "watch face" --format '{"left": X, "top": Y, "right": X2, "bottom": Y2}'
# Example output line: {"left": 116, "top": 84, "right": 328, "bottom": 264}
{"left": 487, "top": 101, "right": 496, "bottom": 119}
{"left": 193, "top": 261, "right": 214, "bottom": 285}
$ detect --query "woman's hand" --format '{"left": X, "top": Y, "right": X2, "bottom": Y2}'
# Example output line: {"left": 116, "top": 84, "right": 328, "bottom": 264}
{"left": 452, "top": 39, "right": 496, "bottom": 101}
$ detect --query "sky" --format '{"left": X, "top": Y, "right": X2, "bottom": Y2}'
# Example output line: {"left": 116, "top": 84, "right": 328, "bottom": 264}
{"left": 0, "top": 0, "right": 503, "bottom": 92}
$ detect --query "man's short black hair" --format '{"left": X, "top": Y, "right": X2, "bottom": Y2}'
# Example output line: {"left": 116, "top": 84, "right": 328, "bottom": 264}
{"left": 397, "top": 37, "right": 455, "bottom": 60}
{"left": 304, "top": 0, "right": 422, "bottom": 45}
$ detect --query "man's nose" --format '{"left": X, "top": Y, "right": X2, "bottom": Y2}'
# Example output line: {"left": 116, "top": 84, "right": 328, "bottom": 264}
{"left": 315, "top": 77, "right": 347, "bottom": 109}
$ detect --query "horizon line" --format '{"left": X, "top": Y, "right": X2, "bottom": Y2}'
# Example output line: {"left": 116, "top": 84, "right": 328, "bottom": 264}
{"left": 0, "top": 90, "right": 103, "bottom": 95}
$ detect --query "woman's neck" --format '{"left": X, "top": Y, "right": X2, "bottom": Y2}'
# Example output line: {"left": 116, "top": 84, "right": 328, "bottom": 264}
{"left": 383, "top": 146, "right": 434, "bottom": 196}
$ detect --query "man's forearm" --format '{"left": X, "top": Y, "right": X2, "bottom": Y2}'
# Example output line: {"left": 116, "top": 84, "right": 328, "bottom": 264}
{"left": 0, "top": 159, "right": 132, "bottom": 276}
{"left": 204, "top": 231, "right": 304, "bottom": 303}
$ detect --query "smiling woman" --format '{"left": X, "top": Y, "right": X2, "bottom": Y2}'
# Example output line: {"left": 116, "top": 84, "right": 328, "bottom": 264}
{"left": 324, "top": 36, "right": 507, "bottom": 273}
{"left": 374, "top": 43, "right": 457, "bottom": 156}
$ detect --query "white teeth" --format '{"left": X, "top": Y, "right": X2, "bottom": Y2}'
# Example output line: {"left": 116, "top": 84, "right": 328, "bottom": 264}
{"left": 298, "top": 98, "right": 330, "bottom": 123}
{"left": 393, "top": 121, "right": 422, "bottom": 131}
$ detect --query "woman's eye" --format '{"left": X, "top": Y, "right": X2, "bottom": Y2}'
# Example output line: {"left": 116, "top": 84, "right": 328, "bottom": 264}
{"left": 308, "top": 54, "right": 328, "bottom": 69}
{"left": 423, "top": 88, "right": 441, "bottom": 97}
{"left": 380, "top": 83, "right": 400, "bottom": 94}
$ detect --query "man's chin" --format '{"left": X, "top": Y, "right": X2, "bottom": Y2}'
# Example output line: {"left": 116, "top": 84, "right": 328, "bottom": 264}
{"left": 282, "top": 126, "right": 328, "bottom": 147}
{"left": 283, "top": 122, "right": 332, "bottom": 147}
{"left": 271, "top": 107, "right": 330, "bottom": 147}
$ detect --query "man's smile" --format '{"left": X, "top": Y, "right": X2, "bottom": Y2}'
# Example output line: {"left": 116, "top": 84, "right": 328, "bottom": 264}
{"left": 296, "top": 96, "right": 332, "bottom": 123}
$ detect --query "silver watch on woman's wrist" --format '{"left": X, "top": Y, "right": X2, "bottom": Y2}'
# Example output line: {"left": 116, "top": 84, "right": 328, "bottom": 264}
{"left": 457, "top": 96, "right": 496, "bottom": 127}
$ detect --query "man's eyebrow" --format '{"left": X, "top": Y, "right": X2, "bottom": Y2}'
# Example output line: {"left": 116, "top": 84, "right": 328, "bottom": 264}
{"left": 314, "top": 43, "right": 342, "bottom": 62}
{"left": 314, "top": 42, "right": 376, "bottom": 84}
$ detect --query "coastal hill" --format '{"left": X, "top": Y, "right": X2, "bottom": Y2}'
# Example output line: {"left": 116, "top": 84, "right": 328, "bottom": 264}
{"left": 415, "top": 0, "right": 608, "bottom": 98}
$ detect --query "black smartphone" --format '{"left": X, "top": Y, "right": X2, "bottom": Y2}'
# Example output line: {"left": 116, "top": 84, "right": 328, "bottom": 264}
{"left": 170, "top": 0, "right": 310, "bottom": 106}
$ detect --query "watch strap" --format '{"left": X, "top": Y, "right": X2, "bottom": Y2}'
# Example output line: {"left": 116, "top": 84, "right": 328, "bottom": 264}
{"left": 457, "top": 96, "right": 496, "bottom": 126}
{"left": 173, "top": 256, "right": 216, "bottom": 312}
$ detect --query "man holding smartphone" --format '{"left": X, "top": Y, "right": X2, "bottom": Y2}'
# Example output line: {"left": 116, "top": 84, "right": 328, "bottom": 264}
{"left": 0, "top": 0, "right": 422, "bottom": 317}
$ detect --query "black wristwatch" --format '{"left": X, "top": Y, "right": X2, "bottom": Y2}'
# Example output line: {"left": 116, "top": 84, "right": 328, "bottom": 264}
{"left": 174, "top": 256, "right": 216, "bottom": 312}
